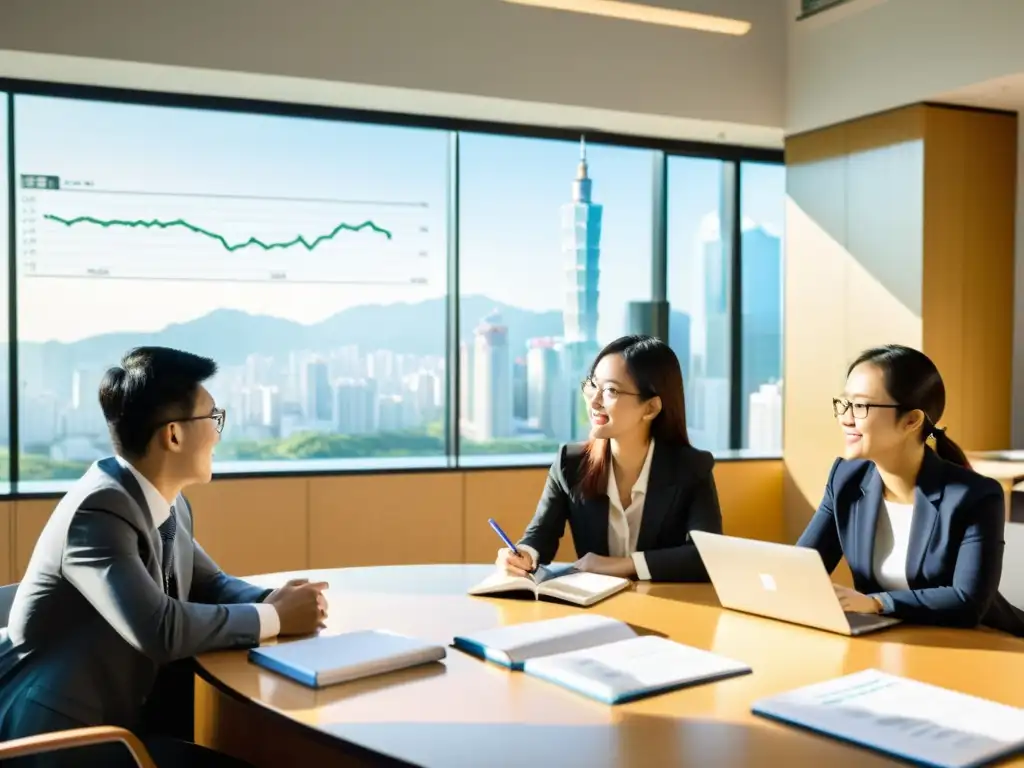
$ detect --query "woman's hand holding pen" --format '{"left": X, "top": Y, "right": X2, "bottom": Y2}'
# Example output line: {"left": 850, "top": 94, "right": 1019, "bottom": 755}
{"left": 496, "top": 548, "right": 535, "bottom": 576}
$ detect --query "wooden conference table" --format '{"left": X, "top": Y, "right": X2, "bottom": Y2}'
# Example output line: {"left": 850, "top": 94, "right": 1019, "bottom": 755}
{"left": 194, "top": 565, "right": 1024, "bottom": 768}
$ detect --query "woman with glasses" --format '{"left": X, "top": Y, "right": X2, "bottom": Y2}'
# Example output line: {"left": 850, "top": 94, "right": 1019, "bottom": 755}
{"left": 797, "top": 344, "right": 1024, "bottom": 636}
{"left": 495, "top": 335, "right": 723, "bottom": 583}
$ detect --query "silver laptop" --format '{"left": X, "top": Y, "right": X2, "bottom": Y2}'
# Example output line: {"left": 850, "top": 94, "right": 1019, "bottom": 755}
{"left": 690, "top": 531, "right": 900, "bottom": 636}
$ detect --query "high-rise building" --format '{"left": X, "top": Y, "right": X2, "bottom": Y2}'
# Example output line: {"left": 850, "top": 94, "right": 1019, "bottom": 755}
{"left": 67, "top": 367, "right": 105, "bottom": 437}
{"left": 748, "top": 380, "right": 783, "bottom": 453}
{"left": 303, "top": 359, "right": 333, "bottom": 423}
{"left": 334, "top": 378, "right": 377, "bottom": 435}
{"left": 512, "top": 358, "right": 528, "bottom": 422}
{"left": 378, "top": 395, "right": 404, "bottom": 432}
{"left": 459, "top": 342, "right": 474, "bottom": 427}
{"left": 561, "top": 137, "right": 603, "bottom": 439}
{"left": 526, "top": 337, "right": 567, "bottom": 438}
{"left": 741, "top": 225, "right": 783, "bottom": 444}
{"left": 668, "top": 311, "right": 692, "bottom": 388}
{"left": 259, "top": 385, "right": 282, "bottom": 432}
{"left": 472, "top": 311, "right": 512, "bottom": 440}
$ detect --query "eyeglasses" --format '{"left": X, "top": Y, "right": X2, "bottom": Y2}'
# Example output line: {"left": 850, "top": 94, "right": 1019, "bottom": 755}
{"left": 581, "top": 378, "right": 642, "bottom": 403}
{"left": 154, "top": 407, "right": 227, "bottom": 435}
{"left": 832, "top": 398, "right": 900, "bottom": 420}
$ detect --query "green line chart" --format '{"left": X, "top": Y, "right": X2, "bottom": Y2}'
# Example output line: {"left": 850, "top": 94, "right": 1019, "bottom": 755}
{"left": 19, "top": 189, "right": 438, "bottom": 285}
{"left": 42, "top": 214, "right": 394, "bottom": 253}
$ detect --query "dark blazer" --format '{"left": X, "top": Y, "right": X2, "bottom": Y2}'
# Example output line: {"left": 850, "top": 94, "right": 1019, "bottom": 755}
{"left": 797, "top": 449, "right": 1024, "bottom": 637}
{"left": 0, "top": 458, "right": 272, "bottom": 742}
{"left": 518, "top": 441, "right": 723, "bottom": 582}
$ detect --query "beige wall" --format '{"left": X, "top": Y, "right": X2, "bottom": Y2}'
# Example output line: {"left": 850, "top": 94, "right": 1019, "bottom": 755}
{"left": 786, "top": 0, "right": 1024, "bottom": 134}
{"left": 2, "top": 460, "right": 783, "bottom": 582}
{"left": 0, "top": 0, "right": 785, "bottom": 144}
{"left": 783, "top": 104, "right": 1017, "bottom": 540}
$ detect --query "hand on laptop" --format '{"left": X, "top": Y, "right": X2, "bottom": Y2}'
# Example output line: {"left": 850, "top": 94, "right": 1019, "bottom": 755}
{"left": 497, "top": 548, "right": 535, "bottom": 576}
{"left": 833, "top": 584, "right": 882, "bottom": 614}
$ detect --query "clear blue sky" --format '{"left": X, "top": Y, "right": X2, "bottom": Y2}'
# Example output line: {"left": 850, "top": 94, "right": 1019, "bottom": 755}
{"left": 11, "top": 94, "right": 784, "bottom": 344}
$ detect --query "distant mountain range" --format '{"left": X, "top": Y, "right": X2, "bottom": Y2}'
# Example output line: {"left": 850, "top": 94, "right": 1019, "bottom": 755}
{"left": 11, "top": 295, "right": 693, "bottom": 388}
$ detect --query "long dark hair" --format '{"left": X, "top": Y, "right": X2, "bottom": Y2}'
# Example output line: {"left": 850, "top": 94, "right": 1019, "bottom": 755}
{"left": 848, "top": 344, "right": 969, "bottom": 468}
{"left": 579, "top": 335, "right": 689, "bottom": 499}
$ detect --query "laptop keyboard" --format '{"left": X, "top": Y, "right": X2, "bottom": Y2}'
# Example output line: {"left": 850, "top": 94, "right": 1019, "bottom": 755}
{"left": 845, "top": 611, "right": 888, "bottom": 630}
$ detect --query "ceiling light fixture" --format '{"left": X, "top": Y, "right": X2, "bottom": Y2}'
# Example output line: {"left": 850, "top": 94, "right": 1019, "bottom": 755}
{"left": 502, "top": 0, "right": 751, "bottom": 35}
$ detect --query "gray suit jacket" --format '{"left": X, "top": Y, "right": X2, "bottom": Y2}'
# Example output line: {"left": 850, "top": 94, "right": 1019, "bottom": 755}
{"left": 0, "top": 458, "right": 270, "bottom": 738}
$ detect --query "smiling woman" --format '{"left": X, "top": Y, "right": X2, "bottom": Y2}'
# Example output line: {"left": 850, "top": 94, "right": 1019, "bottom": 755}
{"left": 796, "top": 344, "right": 1024, "bottom": 637}
{"left": 493, "top": 334, "right": 724, "bottom": 583}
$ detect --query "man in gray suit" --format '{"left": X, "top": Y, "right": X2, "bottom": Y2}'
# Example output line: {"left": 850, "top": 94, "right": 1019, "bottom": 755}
{"left": 0, "top": 347, "right": 328, "bottom": 766}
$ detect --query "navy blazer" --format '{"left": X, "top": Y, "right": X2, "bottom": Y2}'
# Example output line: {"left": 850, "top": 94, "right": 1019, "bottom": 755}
{"left": 797, "top": 449, "right": 1024, "bottom": 636}
{"left": 518, "top": 441, "right": 723, "bottom": 582}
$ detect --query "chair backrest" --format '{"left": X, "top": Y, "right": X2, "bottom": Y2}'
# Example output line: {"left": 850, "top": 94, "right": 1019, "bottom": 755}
{"left": 1001, "top": 523, "right": 1024, "bottom": 611}
{"left": 0, "top": 583, "right": 18, "bottom": 629}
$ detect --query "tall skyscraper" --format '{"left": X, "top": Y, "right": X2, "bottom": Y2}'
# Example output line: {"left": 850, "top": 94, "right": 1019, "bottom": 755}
{"left": 741, "top": 225, "right": 783, "bottom": 445}
{"left": 561, "top": 137, "right": 603, "bottom": 438}
{"left": 472, "top": 311, "right": 512, "bottom": 440}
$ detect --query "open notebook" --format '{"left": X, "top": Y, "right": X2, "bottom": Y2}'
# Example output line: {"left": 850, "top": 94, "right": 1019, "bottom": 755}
{"left": 249, "top": 630, "right": 447, "bottom": 689}
{"left": 453, "top": 614, "right": 750, "bottom": 704}
{"left": 467, "top": 563, "right": 630, "bottom": 607}
{"left": 752, "top": 669, "right": 1024, "bottom": 768}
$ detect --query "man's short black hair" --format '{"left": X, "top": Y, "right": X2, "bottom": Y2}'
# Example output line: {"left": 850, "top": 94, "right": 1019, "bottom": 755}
{"left": 98, "top": 346, "right": 218, "bottom": 459}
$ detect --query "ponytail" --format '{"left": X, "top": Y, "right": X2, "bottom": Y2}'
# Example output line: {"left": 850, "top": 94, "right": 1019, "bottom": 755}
{"left": 929, "top": 424, "right": 971, "bottom": 469}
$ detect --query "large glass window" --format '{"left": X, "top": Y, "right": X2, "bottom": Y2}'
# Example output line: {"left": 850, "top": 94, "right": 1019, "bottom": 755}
{"left": 666, "top": 156, "right": 730, "bottom": 453}
{"left": 13, "top": 94, "right": 449, "bottom": 487}
{"left": 0, "top": 94, "right": 9, "bottom": 487}
{"left": 0, "top": 84, "right": 783, "bottom": 489}
{"left": 457, "top": 133, "right": 655, "bottom": 463}
{"left": 740, "top": 162, "right": 784, "bottom": 453}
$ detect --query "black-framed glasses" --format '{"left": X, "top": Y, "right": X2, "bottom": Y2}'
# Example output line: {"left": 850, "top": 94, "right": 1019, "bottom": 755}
{"left": 832, "top": 398, "right": 900, "bottom": 420}
{"left": 154, "top": 407, "right": 227, "bottom": 434}
{"left": 581, "top": 378, "right": 642, "bottom": 402}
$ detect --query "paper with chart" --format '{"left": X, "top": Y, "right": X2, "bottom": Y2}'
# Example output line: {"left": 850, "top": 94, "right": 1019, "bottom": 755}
{"left": 752, "top": 668, "right": 1024, "bottom": 768}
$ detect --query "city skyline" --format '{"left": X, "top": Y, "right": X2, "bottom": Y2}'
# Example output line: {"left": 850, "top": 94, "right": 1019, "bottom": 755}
{"left": 0, "top": 90, "right": 784, "bottom": 477}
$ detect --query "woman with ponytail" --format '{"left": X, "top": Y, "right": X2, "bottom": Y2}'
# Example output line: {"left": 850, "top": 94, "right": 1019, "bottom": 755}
{"left": 495, "top": 335, "right": 722, "bottom": 583}
{"left": 798, "top": 344, "right": 1024, "bottom": 636}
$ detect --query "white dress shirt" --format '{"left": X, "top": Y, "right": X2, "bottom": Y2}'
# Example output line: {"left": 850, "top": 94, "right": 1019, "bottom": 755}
{"left": 115, "top": 456, "right": 280, "bottom": 640}
{"left": 872, "top": 499, "right": 913, "bottom": 592}
{"left": 607, "top": 439, "right": 656, "bottom": 581}
{"left": 520, "top": 439, "right": 656, "bottom": 581}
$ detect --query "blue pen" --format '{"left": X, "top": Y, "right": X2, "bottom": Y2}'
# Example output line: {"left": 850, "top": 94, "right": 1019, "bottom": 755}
{"left": 488, "top": 518, "right": 520, "bottom": 556}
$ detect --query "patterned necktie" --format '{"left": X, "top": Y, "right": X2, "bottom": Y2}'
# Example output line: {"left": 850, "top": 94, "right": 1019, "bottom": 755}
{"left": 158, "top": 506, "right": 177, "bottom": 598}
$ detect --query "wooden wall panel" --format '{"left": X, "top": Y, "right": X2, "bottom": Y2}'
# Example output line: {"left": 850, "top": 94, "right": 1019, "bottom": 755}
{"left": 783, "top": 123, "right": 853, "bottom": 540}
{"left": 785, "top": 103, "right": 1017, "bottom": 539}
{"left": 14, "top": 499, "right": 57, "bottom": 580}
{"left": 922, "top": 107, "right": 968, "bottom": 442}
{"left": 926, "top": 108, "right": 1016, "bottom": 451}
{"left": 0, "top": 502, "right": 11, "bottom": 586}
{"left": 7, "top": 462, "right": 785, "bottom": 579}
{"left": 715, "top": 461, "right": 785, "bottom": 543}
{"left": 186, "top": 477, "right": 309, "bottom": 578}
{"left": 462, "top": 469, "right": 565, "bottom": 564}
{"left": 307, "top": 472, "right": 464, "bottom": 568}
